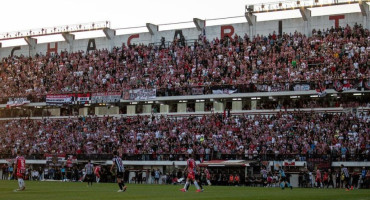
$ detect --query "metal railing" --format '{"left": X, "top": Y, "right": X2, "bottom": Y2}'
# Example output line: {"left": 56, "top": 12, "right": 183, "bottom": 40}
{"left": 1, "top": 153, "right": 368, "bottom": 162}
{"left": 0, "top": 78, "right": 368, "bottom": 104}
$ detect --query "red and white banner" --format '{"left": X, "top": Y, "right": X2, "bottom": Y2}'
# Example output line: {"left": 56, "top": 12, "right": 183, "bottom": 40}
{"left": 6, "top": 98, "right": 30, "bottom": 108}
{"left": 46, "top": 94, "right": 75, "bottom": 105}
{"left": 76, "top": 93, "right": 91, "bottom": 104}
{"left": 283, "top": 161, "right": 296, "bottom": 166}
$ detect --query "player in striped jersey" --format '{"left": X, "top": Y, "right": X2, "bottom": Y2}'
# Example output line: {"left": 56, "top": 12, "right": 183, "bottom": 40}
{"left": 111, "top": 151, "right": 127, "bottom": 192}
{"left": 341, "top": 164, "right": 353, "bottom": 191}
{"left": 14, "top": 152, "right": 26, "bottom": 191}
{"left": 84, "top": 160, "right": 94, "bottom": 187}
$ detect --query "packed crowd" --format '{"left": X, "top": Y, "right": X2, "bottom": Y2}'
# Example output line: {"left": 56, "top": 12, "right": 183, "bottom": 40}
{"left": 0, "top": 112, "right": 368, "bottom": 160}
{"left": 0, "top": 24, "right": 369, "bottom": 101}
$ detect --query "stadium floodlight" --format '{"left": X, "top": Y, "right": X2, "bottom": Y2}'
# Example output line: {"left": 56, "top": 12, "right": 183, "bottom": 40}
{"left": 353, "top": 93, "right": 363, "bottom": 96}
{"left": 310, "top": 95, "right": 319, "bottom": 98}
{"left": 179, "top": 100, "right": 188, "bottom": 103}
{"left": 146, "top": 101, "right": 153, "bottom": 104}
{"left": 130, "top": 102, "right": 138, "bottom": 104}
{"left": 196, "top": 100, "right": 205, "bottom": 102}
{"left": 290, "top": 96, "right": 300, "bottom": 99}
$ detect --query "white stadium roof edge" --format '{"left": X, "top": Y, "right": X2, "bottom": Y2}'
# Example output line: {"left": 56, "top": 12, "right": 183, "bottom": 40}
{"left": 0, "top": 0, "right": 368, "bottom": 48}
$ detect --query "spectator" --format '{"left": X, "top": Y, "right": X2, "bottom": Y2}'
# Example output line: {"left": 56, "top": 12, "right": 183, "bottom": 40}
{"left": 0, "top": 24, "right": 368, "bottom": 101}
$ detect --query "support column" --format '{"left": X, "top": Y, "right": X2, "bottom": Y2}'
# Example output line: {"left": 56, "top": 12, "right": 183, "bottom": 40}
{"left": 177, "top": 103, "right": 187, "bottom": 113}
{"left": 195, "top": 102, "right": 205, "bottom": 112}
{"left": 44, "top": 108, "right": 60, "bottom": 116}
{"left": 24, "top": 37, "right": 37, "bottom": 57}
{"left": 360, "top": 1, "right": 369, "bottom": 29}
{"left": 251, "top": 100, "right": 257, "bottom": 110}
{"left": 232, "top": 100, "right": 242, "bottom": 111}
{"left": 245, "top": 12, "right": 256, "bottom": 38}
{"left": 300, "top": 7, "right": 312, "bottom": 37}
{"left": 126, "top": 105, "right": 136, "bottom": 115}
{"left": 213, "top": 101, "right": 224, "bottom": 112}
{"left": 95, "top": 106, "right": 119, "bottom": 115}
{"left": 79, "top": 107, "right": 88, "bottom": 116}
{"left": 143, "top": 104, "right": 152, "bottom": 114}
{"left": 160, "top": 104, "right": 169, "bottom": 114}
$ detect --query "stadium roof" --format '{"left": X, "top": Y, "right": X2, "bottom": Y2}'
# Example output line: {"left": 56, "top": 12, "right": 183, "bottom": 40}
{"left": 0, "top": 0, "right": 368, "bottom": 47}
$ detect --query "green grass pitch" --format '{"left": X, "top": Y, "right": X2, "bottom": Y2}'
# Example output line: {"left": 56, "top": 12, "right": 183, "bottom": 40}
{"left": 0, "top": 180, "right": 369, "bottom": 200}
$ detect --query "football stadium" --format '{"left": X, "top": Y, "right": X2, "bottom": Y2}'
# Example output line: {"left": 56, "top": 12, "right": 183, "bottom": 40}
{"left": 0, "top": 0, "right": 369, "bottom": 199}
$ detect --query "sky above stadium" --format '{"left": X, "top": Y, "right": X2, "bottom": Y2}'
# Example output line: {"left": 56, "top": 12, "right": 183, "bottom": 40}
{"left": 0, "top": 0, "right": 363, "bottom": 46}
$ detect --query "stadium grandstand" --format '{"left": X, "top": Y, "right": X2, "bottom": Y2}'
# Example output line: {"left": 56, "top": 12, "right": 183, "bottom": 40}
{"left": 0, "top": 0, "right": 369, "bottom": 192}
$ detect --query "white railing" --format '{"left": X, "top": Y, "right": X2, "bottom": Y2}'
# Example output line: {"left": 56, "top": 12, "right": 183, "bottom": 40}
{"left": 0, "top": 21, "right": 110, "bottom": 40}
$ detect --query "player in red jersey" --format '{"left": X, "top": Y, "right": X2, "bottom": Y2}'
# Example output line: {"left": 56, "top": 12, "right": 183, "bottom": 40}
{"left": 94, "top": 165, "right": 101, "bottom": 183}
{"left": 186, "top": 165, "right": 204, "bottom": 192}
{"left": 180, "top": 154, "right": 201, "bottom": 193}
{"left": 204, "top": 168, "right": 211, "bottom": 185}
{"left": 14, "top": 152, "right": 26, "bottom": 191}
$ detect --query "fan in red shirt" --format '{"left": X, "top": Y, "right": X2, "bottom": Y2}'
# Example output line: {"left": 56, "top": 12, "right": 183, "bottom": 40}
{"left": 14, "top": 152, "right": 26, "bottom": 191}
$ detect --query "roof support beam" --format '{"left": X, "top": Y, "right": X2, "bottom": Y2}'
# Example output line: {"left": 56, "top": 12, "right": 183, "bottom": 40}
{"left": 359, "top": 2, "right": 367, "bottom": 16}
{"left": 360, "top": 1, "right": 369, "bottom": 29}
{"left": 103, "top": 28, "right": 116, "bottom": 40}
{"left": 24, "top": 37, "right": 37, "bottom": 48}
{"left": 245, "top": 12, "right": 256, "bottom": 38}
{"left": 24, "top": 37, "right": 37, "bottom": 57}
{"left": 300, "top": 8, "right": 312, "bottom": 37}
{"left": 146, "top": 23, "right": 158, "bottom": 35}
{"left": 62, "top": 32, "right": 75, "bottom": 44}
{"left": 193, "top": 18, "right": 205, "bottom": 31}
